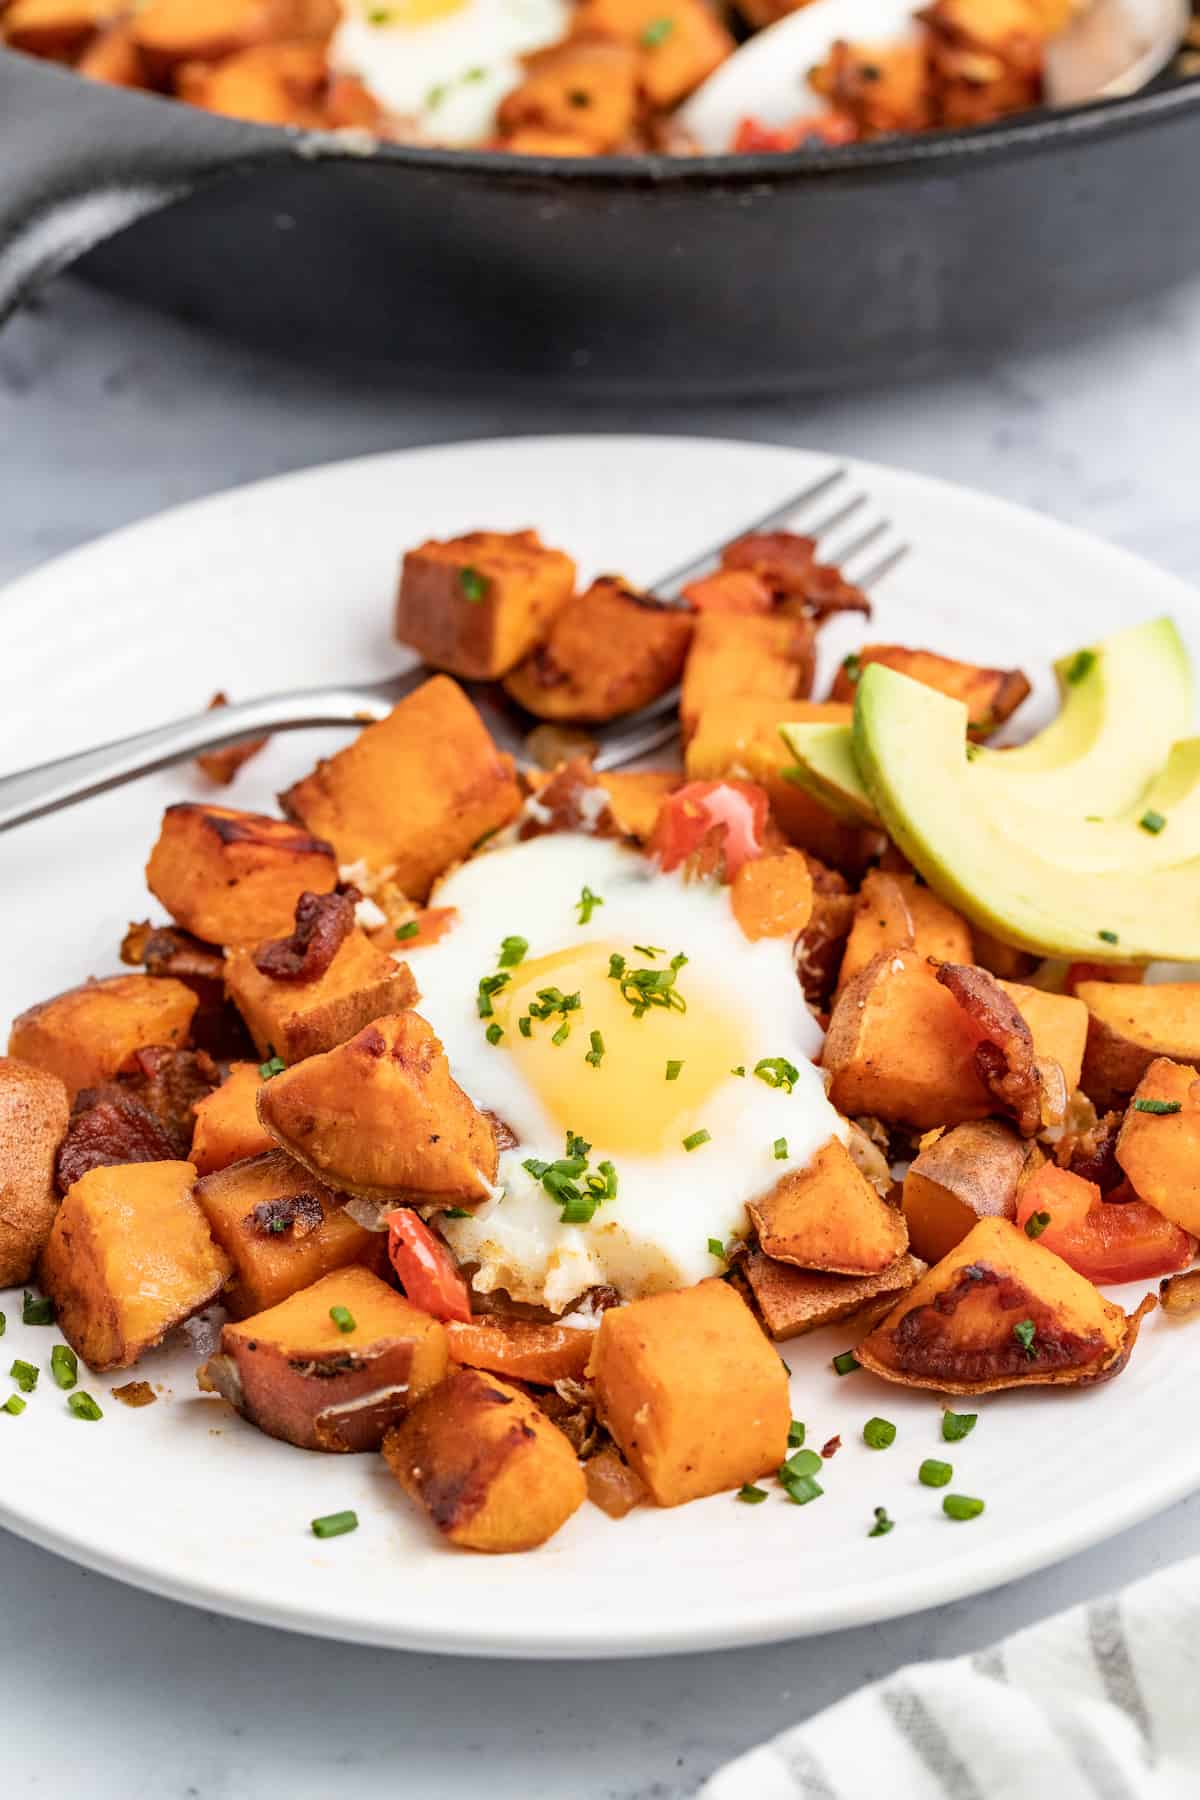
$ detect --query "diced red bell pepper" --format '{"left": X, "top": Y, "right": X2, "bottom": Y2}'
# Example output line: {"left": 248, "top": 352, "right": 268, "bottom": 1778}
{"left": 385, "top": 1209, "right": 473, "bottom": 1323}
{"left": 649, "top": 780, "right": 769, "bottom": 881}
{"left": 1016, "top": 1163, "right": 1195, "bottom": 1286}
{"left": 733, "top": 113, "right": 858, "bottom": 154}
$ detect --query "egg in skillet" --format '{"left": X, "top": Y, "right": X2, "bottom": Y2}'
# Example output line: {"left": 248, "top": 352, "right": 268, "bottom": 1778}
{"left": 402, "top": 833, "right": 843, "bottom": 1313}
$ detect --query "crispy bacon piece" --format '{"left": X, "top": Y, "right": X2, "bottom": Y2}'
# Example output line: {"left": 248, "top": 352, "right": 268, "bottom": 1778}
{"left": 56, "top": 1093, "right": 177, "bottom": 1194}
{"left": 1056, "top": 1108, "right": 1124, "bottom": 1195}
{"left": 794, "top": 854, "right": 855, "bottom": 1008}
{"left": 721, "top": 532, "right": 870, "bottom": 622}
{"left": 245, "top": 1192, "right": 325, "bottom": 1238}
{"left": 518, "top": 757, "right": 618, "bottom": 841}
{"left": 117, "top": 1045, "right": 222, "bottom": 1154}
{"left": 195, "top": 692, "right": 269, "bottom": 787}
{"left": 254, "top": 889, "right": 356, "bottom": 983}
{"left": 121, "top": 920, "right": 225, "bottom": 985}
{"left": 936, "top": 961, "right": 1042, "bottom": 1137}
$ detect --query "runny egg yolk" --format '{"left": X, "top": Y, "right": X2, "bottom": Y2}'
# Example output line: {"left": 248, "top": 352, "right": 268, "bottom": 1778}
{"left": 495, "top": 942, "right": 749, "bottom": 1155}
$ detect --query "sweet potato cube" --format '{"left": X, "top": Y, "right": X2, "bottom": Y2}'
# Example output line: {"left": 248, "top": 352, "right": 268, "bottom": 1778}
{"left": 686, "top": 699, "right": 871, "bottom": 871}
{"left": 1116, "top": 1057, "right": 1200, "bottom": 1237}
{"left": 446, "top": 1316, "right": 594, "bottom": 1385}
{"left": 2, "top": 0, "right": 124, "bottom": 54}
{"left": 192, "top": 1147, "right": 378, "bottom": 1317}
{"left": 856, "top": 1216, "right": 1150, "bottom": 1394}
{"left": 1078, "top": 982, "right": 1200, "bottom": 1111}
{"left": 256, "top": 1013, "right": 498, "bottom": 1203}
{"left": 201, "top": 1267, "right": 448, "bottom": 1451}
{"left": 225, "top": 928, "right": 417, "bottom": 1063}
{"left": 132, "top": 0, "right": 333, "bottom": 70}
{"left": 828, "top": 644, "right": 1029, "bottom": 740}
{"left": 383, "top": 1367, "right": 586, "bottom": 1552}
{"left": 589, "top": 1279, "right": 789, "bottom": 1507}
{"left": 836, "top": 868, "right": 973, "bottom": 993}
{"left": 190, "top": 1062, "right": 274, "bottom": 1175}
{"left": 146, "top": 804, "right": 337, "bottom": 947}
{"left": 595, "top": 769, "right": 681, "bottom": 842}
{"left": 0, "top": 1058, "right": 70, "bottom": 1287}
{"left": 682, "top": 569, "right": 774, "bottom": 615}
{"left": 177, "top": 40, "right": 330, "bottom": 126}
{"left": 77, "top": 18, "right": 148, "bottom": 86}
{"left": 741, "top": 1249, "right": 925, "bottom": 1341}
{"left": 749, "top": 1137, "right": 909, "bottom": 1275}
{"left": 8, "top": 973, "right": 198, "bottom": 1102}
{"left": 39, "top": 1160, "right": 230, "bottom": 1372}
{"left": 730, "top": 847, "right": 814, "bottom": 941}
{"left": 496, "top": 41, "right": 639, "bottom": 152}
{"left": 680, "top": 614, "right": 815, "bottom": 738}
{"left": 395, "top": 530, "right": 576, "bottom": 681}
{"left": 280, "top": 676, "right": 520, "bottom": 899}
{"left": 902, "top": 1119, "right": 1030, "bottom": 1264}
{"left": 572, "top": 0, "right": 734, "bottom": 106}
{"left": 503, "top": 578, "right": 693, "bottom": 724}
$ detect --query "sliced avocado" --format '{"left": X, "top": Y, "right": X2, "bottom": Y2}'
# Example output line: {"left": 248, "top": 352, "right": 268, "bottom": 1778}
{"left": 852, "top": 665, "right": 1200, "bottom": 963}
{"left": 779, "top": 720, "right": 877, "bottom": 824}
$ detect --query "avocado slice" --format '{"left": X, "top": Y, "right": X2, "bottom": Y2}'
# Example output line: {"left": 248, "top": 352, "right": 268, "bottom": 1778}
{"left": 852, "top": 665, "right": 1200, "bottom": 962}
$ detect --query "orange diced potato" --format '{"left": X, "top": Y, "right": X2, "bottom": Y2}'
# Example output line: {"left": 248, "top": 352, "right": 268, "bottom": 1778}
{"left": 132, "top": 0, "right": 333, "bottom": 69}
{"left": 497, "top": 128, "right": 598, "bottom": 155}
{"left": 902, "top": 1119, "right": 1030, "bottom": 1264}
{"left": 741, "top": 1248, "right": 926, "bottom": 1340}
{"left": 383, "top": 1367, "right": 586, "bottom": 1552}
{"left": 256, "top": 1013, "right": 498, "bottom": 1203}
{"left": 749, "top": 1136, "right": 908, "bottom": 1274}
{"left": 0, "top": 1057, "right": 70, "bottom": 1287}
{"left": 280, "top": 676, "right": 521, "bottom": 900}
{"left": 682, "top": 569, "right": 775, "bottom": 615}
{"left": 190, "top": 1062, "right": 275, "bottom": 1175}
{"left": 809, "top": 40, "right": 935, "bottom": 136}
{"left": 146, "top": 804, "right": 337, "bottom": 947}
{"left": 446, "top": 1316, "right": 594, "bottom": 1384}
{"left": 225, "top": 928, "right": 418, "bottom": 1063}
{"left": 1078, "top": 982, "right": 1200, "bottom": 1111}
{"left": 177, "top": 39, "right": 329, "bottom": 125}
{"left": 395, "top": 529, "right": 576, "bottom": 681}
{"left": 202, "top": 1267, "right": 448, "bottom": 1451}
{"left": 828, "top": 644, "right": 1029, "bottom": 739}
{"left": 40, "top": 1161, "right": 231, "bottom": 1372}
{"left": 572, "top": 0, "right": 735, "bottom": 107}
{"left": 1002, "top": 980, "right": 1087, "bottom": 1095}
{"left": 589, "top": 1279, "right": 789, "bottom": 1506}
{"left": 594, "top": 769, "right": 681, "bottom": 841}
{"left": 78, "top": 18, "right": 147, "bottom": 83}
{"left": 680, "top": 613, "right": 815, "bottom": 737}
{"left": 192, "top": 1147, "right": 380, "bottom": 1317}
{"left": 836, "top": 868, "right": 973, "bottom": 993}
{"left": 496, "top": 41, "right": 639, "bottom": 152}
{"left": 730, "top": 847, "right": 815, "bottom": 941}
{"left": 1115, "top": 1057, "right": 1200, "bottom": 1237}
{"left": 503, "top": 578, "right": 694, "bottom": 723}
{"left": 3, "top": 0, "right": 124, "bottom": 53}
{"left": 8, "top": 973, "right": 198, "bottom": 1102}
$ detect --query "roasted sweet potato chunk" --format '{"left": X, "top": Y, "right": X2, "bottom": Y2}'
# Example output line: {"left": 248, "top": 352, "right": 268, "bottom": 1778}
{"left": 257, "top": 1013, "right": 498, "bottom": 1203}
{"left": 730, "top": 847, "right": 815, "bottom": 941}
{"left": 383, "top": 1367, "right": 586, "bottom": 1552}
{"left": 1115, "top": 1057, "right": 1200, "bottom": 1237}
{"left": 1078, "top": 982, "right": 1200, "bottom": 1112}
{"left": 741, "top": 1248, "right": 926, "bottom": 1341}
{"left": 281, "top": 676, "right": 521, "bottom": 899}
{"left": 809, "top": 39, "right": 934, "bottom": 136}
{"left": 2, "top": 0, "right": 124, "bottom": 53}
{"left": 8, "top": 973, "right": 198, "bottom": 1102}
{"left": 836, "top": 868, "right": 973, "bottom": 994}
{"left": 40, "top": 1161, "right": 231, "bottom": 1372}
{"left": 0, "top": 1058, "right": 70, "bottom": 1288}
{"left": 77, "top": 17, "right": 147, "bottom": 83}
{"left": 496, "top": 41, "right": 639, "bottom": 152}
{"left": 589, "top": 1279, "right": 789, "bottom": 1506}
{"left": 200, "top": 1267, "right": 448, "bottom": 1451}
{"left": 750, "top": 1137, "right": 908, "bottom": 1274}
{"left": 176, "top": 39, "right": 330, "bottom": 125}
{"left": 395, "top": 529, "right": 576, "bottom": 681}
{"left": 192, "top": 1147, "right": 378, "bottom": 1317}
{"left": 146, "top": 804, "right": 338, "bottom": 947}
{"left": 190, "top": 1062, "right": 275, "bottom": 1175}
{"left": 829, "top": 644, "right": 1030, "bottom": 738}
{"left": 597, "top": 769, "right": 681, "bottom": 842}
{"left": 680, "top": 614, "right": 815, "bottom": 738}
{"left": 446, "top": 1316, "right": 594, "bottom": 1385}
{"left": 902, "top": 1120, "right": 1031, "bottom": 1264}
{"left": 225, "top": 927, "right": 417, "bottom": 1063}
{"left": 132, "top": 0, "right": 333, "bottom": 70}
{"left": 503, "top": 578, "right": 693, "bottom": 724}
{"left": 682, "top": 569, "right": 774, "bottom": 615}
{"left": 856, "top": 1217, "right": 1152, "bottom": 1394}
{"left": 571, "top": 0, "right": 734, "bottom": 106}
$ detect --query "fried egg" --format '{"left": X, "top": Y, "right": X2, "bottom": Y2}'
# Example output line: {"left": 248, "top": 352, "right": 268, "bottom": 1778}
{"left": 401, "top": 834, "right": 842, "bottom": 1313}
{"left": 332, "top": 0, "right": 570, "bottom": 144}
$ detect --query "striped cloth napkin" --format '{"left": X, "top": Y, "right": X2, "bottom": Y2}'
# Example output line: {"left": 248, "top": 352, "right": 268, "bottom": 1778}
{"left": 702, "top": 1555, "right": 1200, "bottom": 1799}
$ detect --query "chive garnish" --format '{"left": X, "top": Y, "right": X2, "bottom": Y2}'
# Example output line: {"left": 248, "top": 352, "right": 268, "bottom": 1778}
{"left": 485, "top": 1022, "right": 504, "bottom": 1045}
{"left": 1024, "top": 1210, "right": 1051, "bottom": 1238}
{"left": 731, "top": 1065, "right": 745, "bottom": 1077}
{"left": 942, "top": 1410, "right": 977, "bottom": 1442}
{"left": 633, "top": 944, "right": 664, "bottom": 958}
{"left": 68, "top": 1392, "right": 103, "bottom": 1421}
{"left": 443, "top": 1208, "right": 472, "bottom": 1219}
{"left": 842, "top": 651, "right": 862, "bottom": 684}
{"left": 329, "top": 1306, "right": 356, "bottom": 1334}
{"left": 576, "top": 886, "right": 604, "bottom": 925}
{"left": 1098, "top": 929, "right": 1120, "bottom": 944}
{"left": 394, "top": 920, "right": 420, "bottom": 941}
{"left": 783, "top": 1474, "right": 823, "bottom": 1506}
{"left": 613, "top": 951, "right": 688, "bottom": 1019}
{"left": 551, "top": 1019, "right": 571, "bottom": 1046}
{"left": 0, "top": 1313, "right": 5, "bottom": 1338}
{"left": 737, "top": 1483, "right": 768, "bottom": 1504}
{"left": 682, "top": 1129, "right": 710, "bottom": 1152}
{"left": 49, "top": 1345, "right": 77, "bottom": 1390}
{"left": 665, "top": 1059, "right": 683, "bottom": 1081}
{"left": 640, "top": 15, "right": 674, "bottom": 44}
{"left": 459, "top": 567, "right": 487, "bottom": 603}
{"left": 1134, "top": 1097, "right": 1182, "bottom": 1115}
{"left": 498, "top": 935, "right": 528, "bottom": 967}
{"left": 863, "top": 1417, "right": 896, "bottom": 1450}
{"left": 1066, "top": 648, "right": 1096, "bottom": 684}
{"left": 1140, "top": 809, "right": 1167, "bottom": 834}
{"left": 476, "top": 972, "right": 510, "bottom": 1018}
{"left": 1013, "top": 1319, "right": 1037, "bottom": 1358}
{"left": 869, "top": 1506, "right": 895, "bottom": 1537}
{"left": 2, "top": 1395, "right": 25, "bottom": 1416}
{"left": 10, "top": 1360, "right": 37, "bottom": 1393}
{"left": 312, "top": 1510, "right": 359, "bottom": 1539}
{"left": 585, "top": 1030, "right": 605, "bottom": 1069}
{"left": 773, "top": 1137, "right": 788, "bottom": 1161}
{"left": 707, "top": 1236, "right": 726, "bottom": 1259}
{"left": 943, "top": 1494, "right": 985, "bottom": 1521}
{"left": 518, "top": 1016, "right": 532, "bottom": 1038}
{"left": 780, "top": 1448, "right": 822, "bottom": 1481}
{"left": 833, "top": 1350, "right": 860, "bottom": 1376}
{"left": 919, "top": 1458, "right": 952, "bottom": 1487}
{"left": 22, "top": 1291, "right": 54, "bottom": 1326}
{"left": 608, "top": 952, "right": 626, "bottom": 980}
{"left": 787, "top": 1420, "right": 806, "bottom": 1448}
{"left": 754, "top": 1057, "right": 800, "bottom": 1093}
{"left": 524, "top": 1132, "right": 618, "bottom": 1223}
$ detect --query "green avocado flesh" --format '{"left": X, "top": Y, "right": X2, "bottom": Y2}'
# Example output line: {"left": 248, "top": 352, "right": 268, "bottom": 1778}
{"left": 852, "top": 664, "right": 1200, "bottom": 963}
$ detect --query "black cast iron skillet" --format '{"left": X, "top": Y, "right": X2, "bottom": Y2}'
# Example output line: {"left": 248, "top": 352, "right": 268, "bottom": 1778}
{"left": 2, "top": 42, "right": 1199, "bottom": 395}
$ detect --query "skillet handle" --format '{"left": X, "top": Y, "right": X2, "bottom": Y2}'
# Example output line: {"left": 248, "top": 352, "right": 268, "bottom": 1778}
{"left": 0, "top": 48, "right": 292, "bottom": 321}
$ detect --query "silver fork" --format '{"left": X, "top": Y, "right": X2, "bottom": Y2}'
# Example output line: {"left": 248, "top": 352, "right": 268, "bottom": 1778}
{"left": 0, "top": 466, "right": 907, "bottom": 833}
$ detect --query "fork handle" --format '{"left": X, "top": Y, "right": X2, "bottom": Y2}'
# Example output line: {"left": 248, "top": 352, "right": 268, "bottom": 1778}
{"left": 0, "top": 686, "right": 394, "bottom": 834}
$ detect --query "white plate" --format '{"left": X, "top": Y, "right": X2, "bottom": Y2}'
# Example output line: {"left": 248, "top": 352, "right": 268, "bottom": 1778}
{"left": 2, "top": 434, "right": 1198, "bottom": 1660}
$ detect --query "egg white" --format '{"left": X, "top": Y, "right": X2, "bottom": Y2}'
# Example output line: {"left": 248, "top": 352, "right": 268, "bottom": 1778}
{"left": 399, "top": 834, "right": 842, "bottom": 1313}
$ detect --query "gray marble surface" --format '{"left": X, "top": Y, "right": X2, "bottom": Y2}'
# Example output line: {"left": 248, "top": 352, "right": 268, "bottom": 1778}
{"left": 5, "top": 273, "right": 1200, "bottom": 1799}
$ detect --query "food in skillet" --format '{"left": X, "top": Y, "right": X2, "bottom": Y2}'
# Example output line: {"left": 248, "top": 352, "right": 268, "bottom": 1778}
{"left": 0, "top": 0, "right": 1134, "bottom": 154}
{"left": 3, "top": 516, "right": 1198, "bottom": 1554}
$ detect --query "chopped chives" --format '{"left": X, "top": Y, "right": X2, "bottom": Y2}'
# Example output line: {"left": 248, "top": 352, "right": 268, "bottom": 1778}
{"left": 443, "top": 1208, "right": 472, "bottom": 1219}
{"left": 665, "top": 1059, "right": 683, "bottom": 1082}
{"left": 842, "top": 651, "right": 862, "bottom": 684}
{"left": 1140, "top": 809, "right": 1167, "bottom": 835}
{"left": 49, "top": 1345, "right": 77, "bottom": 1390}
{"left": 608, "top": 952, "right": 626, "bottom": 980}
{"left": 773, "top": 1137, "right": 788, "bottom": 1161}
{"left": 9, "top": 1359, "right": 37, "bottom": 1393}
{"left": 22, "top": 1291, "right": 54, "bottom": 1326}
{"left": 394, "top": 920, "right": 420, "bottom": 941}
{"left": 551, "top": 1019, "right": 571, "bottom": 1046}
{"left": 780, "top": 1448, "right": 822, "bottom": 1480}
{"left": 258, "top": 1055, "right": 286, "bottom": 1079}
{"left": 485, "top": 1022, "right": 504, "bottom": 1045}
{"left": 869, "top": 1506, "right": 895, "bottom": 1537}
{"left": 919, "top": 1458, "right": 953, "bottom": 1488}
{"left": 1098, "top": 929, "right": 1120, "bottom": 945}
{"left": 783, "top": 1474, "right": 823, "bottom": 1506}
{"left": 707, "top": 1237, "right": 726, "bottom": 1260}
{"left": 67, "top": 1392, "right": 103, "bottom": 1421}
{"left": 731, "top": 1065, "right": 746, "bottom": 1077}
{"left": 1024, "top": 1210, "right": 1051, "bottom": 1239}
{"left": 787, "top": 1420, "right": 806, "bottom": 1448}
{"left": 639, "top": 14, "right": 673, "bottom": 44}
{"left": 1133, "top": 1097, "right": 1182, "bottom": 1115}
{"left": 682, "top": 1129, "right": 710, "bottom": 1152}
{"left": 2, "top": 1395, "right": 25, "bottom": 1416}
{"left": 1066, "top": 648, "right": 1096, "bottom": 684}
{"left": 518, "top": 1016, "right": 532, "bottom": 1038}
{"left": 832, "top": 1350, "right": 860, "bottom": 1376}
{"left": 1013, "top": 1319, "right": 1037, "bottom": 1357}
{"left": 585, "top": 1030, "right": 605, "bottom": 1069}
{"left": 753, "top": 1057, "right": 799, "bottom": 1093}
{"left": 863, "top": 1416, "right": 896, "bottom": 1450}
{"left": 737, "top": 1483, "right": 768, "bottom": 1504}
{"left": 498, "top": 934, "right": 528, "bottom": 967}
{"left": 576, "top": 886, "right": 604, "bottom": 925}
{"left": 329, "top": 1306, "right": 356, "bottom": 1334}
{"left": 476, "top": 972, "right": 510, "bottom": 1018}
{"left": 633, "top": 944, "right": 664, "bottom": 958}
{"left": 312, "top": 1510, "right": 359, "bottom": 1539}
{"left": 0, "top": 1312, "right": 5, "bottom": 1338}
{"left": 942, "top": 1410, "right": 977, "bottom": 1442}
{"left": 943, "top": 1494, "right": 985, "bottom": 1521}
{"left": 459, "top": 566, "right": 487, "bottom": 603}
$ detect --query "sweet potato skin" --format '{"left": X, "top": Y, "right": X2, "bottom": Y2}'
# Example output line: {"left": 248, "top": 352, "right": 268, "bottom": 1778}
{"left": 741, "top": 1249, "right": 925, "bottom": 1341}
{"left": 383, "top": 1367, "right": 586, "bottom": 1552}
{"left": 836, "top": 868, "right": 973, "bottom": 994}
{"left": 1115, "top": 1057, "right": 1200, "bottom": 1236}
{"left": 902, "top": 1120, "right": 1031, "bottom": 1265}
{"left": 257, "top": 1013, "right": 498, "bottom": 1203}
{"left": 0, "top": 1058, "right": 70, "bottom": 1287}
{"left": 40, "top": 1160, "right": 231, "bottom": 1372}
{"left": 829, "top": 644, "right": 1030, "bottom": 739}
{"left": 225, "top": 929, "right": 418, "bottom": 1063}
{"left": 8, "top": 974, "right": 198, "bottom": 1102}
{"left": 590, "top": 1279, "right": 790, "bottom": 1507}
{"left": 503, "top": 578, "right": 694, "bottom": 723}
{"left": 446, "top": 1316, "right": 594, "bottom": 1384}
{"left": 750, "top": 1137, "right": 909, "bottom": 1274}
{"left": 192, "top": 1147, "right": 380, "bottom": 1317}
{"left": 203, "top": 1266, "right": 448, "bottom": 1451}
{"left": 146, "top": 804, "right": 338, "bottom": 947}
{"left": 395, "top": 530, "right": 576, "bottom": 680}
{"left": 680, "top": 613, "right": 815, "bottom": 737}
{"left": 1079, "top": 982, "right": 1200, "bottom": 1111}
{"left": 281, "top": 676, "right": 521, "bottom": 899}
{"left": 190, "top": 1062, "right": 275, "bottom": 1175}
